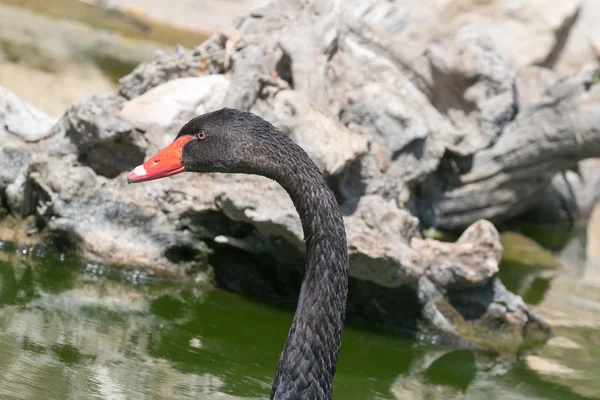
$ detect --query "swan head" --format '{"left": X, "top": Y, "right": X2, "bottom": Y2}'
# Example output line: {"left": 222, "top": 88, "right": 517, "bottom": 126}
{"left": 128, "top": 108, "right": 278, "bottom": 184}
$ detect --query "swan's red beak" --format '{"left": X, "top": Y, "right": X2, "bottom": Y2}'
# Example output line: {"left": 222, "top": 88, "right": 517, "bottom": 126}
{"left": 128, "top": 136, "right": 195, "bottom": 184}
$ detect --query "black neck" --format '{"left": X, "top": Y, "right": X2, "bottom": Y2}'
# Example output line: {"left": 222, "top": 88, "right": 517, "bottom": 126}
{"left": 268, "top": 155, "right": 349, "bottom": 400}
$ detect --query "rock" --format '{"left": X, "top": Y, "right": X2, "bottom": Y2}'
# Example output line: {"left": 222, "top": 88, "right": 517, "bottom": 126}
{"left": 413, "top": 220, "right": 502, "bottom": 289}
{"left": 554, "top": 0, "right": 600, "bottom": 75}
{"left": 395, "top": 0, "right": 581, "bottom": 69}
{"left": 0, "top": 147, "right": 29, "bottom": 192}
{"left": 344, "top": 195, "right": 421, "bottom": 287}
{"left": 121, "top": 75, "right": 231, "bottom": 127}
{"left": 425, "top": 26, "right": 517, "bottom": 154}
{"left": 214, "top": 174, "right": 305, "bottom": 251}
{"left": 223, "top": 43, "right": 271, "bottom": 110}
{"left": 516, "top": 66, "right": 559, "bottom": 107}
{"left": 0, "top": 87, "right": 56, "bottom": 143}
{"left": 9, "top": 155, "right": 211, "bottom": 275}
{"left": 271, "top": 90, "right": 369, "bottom": 177}
{"left": 426, "top": 67, "right": 600, "bottom": 230}
{"left": 411, "top": 221, "right": 552, "bottom": 353}
{"left": 118, "top": 33, "right": 229, "bottom": 100}
{"left": 428, "top": 26, "right": 513, "bottom": 99}
{"left": 50, "top": 94, "right": 149, "bottom": 179}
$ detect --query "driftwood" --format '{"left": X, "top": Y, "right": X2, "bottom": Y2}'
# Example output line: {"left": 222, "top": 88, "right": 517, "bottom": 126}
{"left": 427, "top": 68, "right": 600, "bottom": 229}
{"left": 3, "top": 0, "right": 600, "bottom": 352}
{"left": 119, "top": 1, "right": 600, "bottom": 231}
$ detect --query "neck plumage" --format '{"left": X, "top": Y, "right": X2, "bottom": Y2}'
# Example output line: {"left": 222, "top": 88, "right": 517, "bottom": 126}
{"left": 267, "top": 157, "right": 349, "bottom": 400}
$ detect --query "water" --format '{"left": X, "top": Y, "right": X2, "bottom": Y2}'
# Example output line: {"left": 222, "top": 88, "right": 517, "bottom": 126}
{"left": 0, "top": 246, "right": 599, "bottom": 399}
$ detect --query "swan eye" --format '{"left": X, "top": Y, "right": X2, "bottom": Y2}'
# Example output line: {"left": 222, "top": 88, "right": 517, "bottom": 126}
{"left": 196, "top": 131, "right": 207, "bottom": 141}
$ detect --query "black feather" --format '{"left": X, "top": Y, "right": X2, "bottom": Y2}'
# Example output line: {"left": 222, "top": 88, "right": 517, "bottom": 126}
{"left": 178, "top": 108, "right": 349, "bottom": 400}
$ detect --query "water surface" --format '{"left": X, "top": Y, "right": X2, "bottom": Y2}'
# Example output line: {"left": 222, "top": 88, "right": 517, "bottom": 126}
{"left": 0, "top": 245, "right": 599, "bottom": 399}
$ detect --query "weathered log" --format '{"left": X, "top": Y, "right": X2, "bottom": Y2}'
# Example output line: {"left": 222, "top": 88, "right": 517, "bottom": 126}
{"left": 424, "top": 67, "right": 600, "bottom": 230}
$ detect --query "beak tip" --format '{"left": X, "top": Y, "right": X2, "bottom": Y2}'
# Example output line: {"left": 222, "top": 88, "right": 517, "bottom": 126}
{"left": 127, "top": 165, "right": 146, "bottom": 184}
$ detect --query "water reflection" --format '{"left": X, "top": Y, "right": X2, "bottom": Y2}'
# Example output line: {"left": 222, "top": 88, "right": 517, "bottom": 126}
{"left": 0, "top": 245, "right": 598, "bottom": 399}
{"left": 499, "top": 260, "right": 555, "bottom": 306}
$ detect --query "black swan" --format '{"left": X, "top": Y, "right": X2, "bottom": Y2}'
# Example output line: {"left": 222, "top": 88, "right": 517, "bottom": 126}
{"left": 128, "top": 108, "right": 349, "bottom": 399}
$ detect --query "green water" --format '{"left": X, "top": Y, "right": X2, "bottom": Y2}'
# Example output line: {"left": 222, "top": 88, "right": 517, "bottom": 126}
{"left": 0, "top": 245, "right": 599, "bottom": 399}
